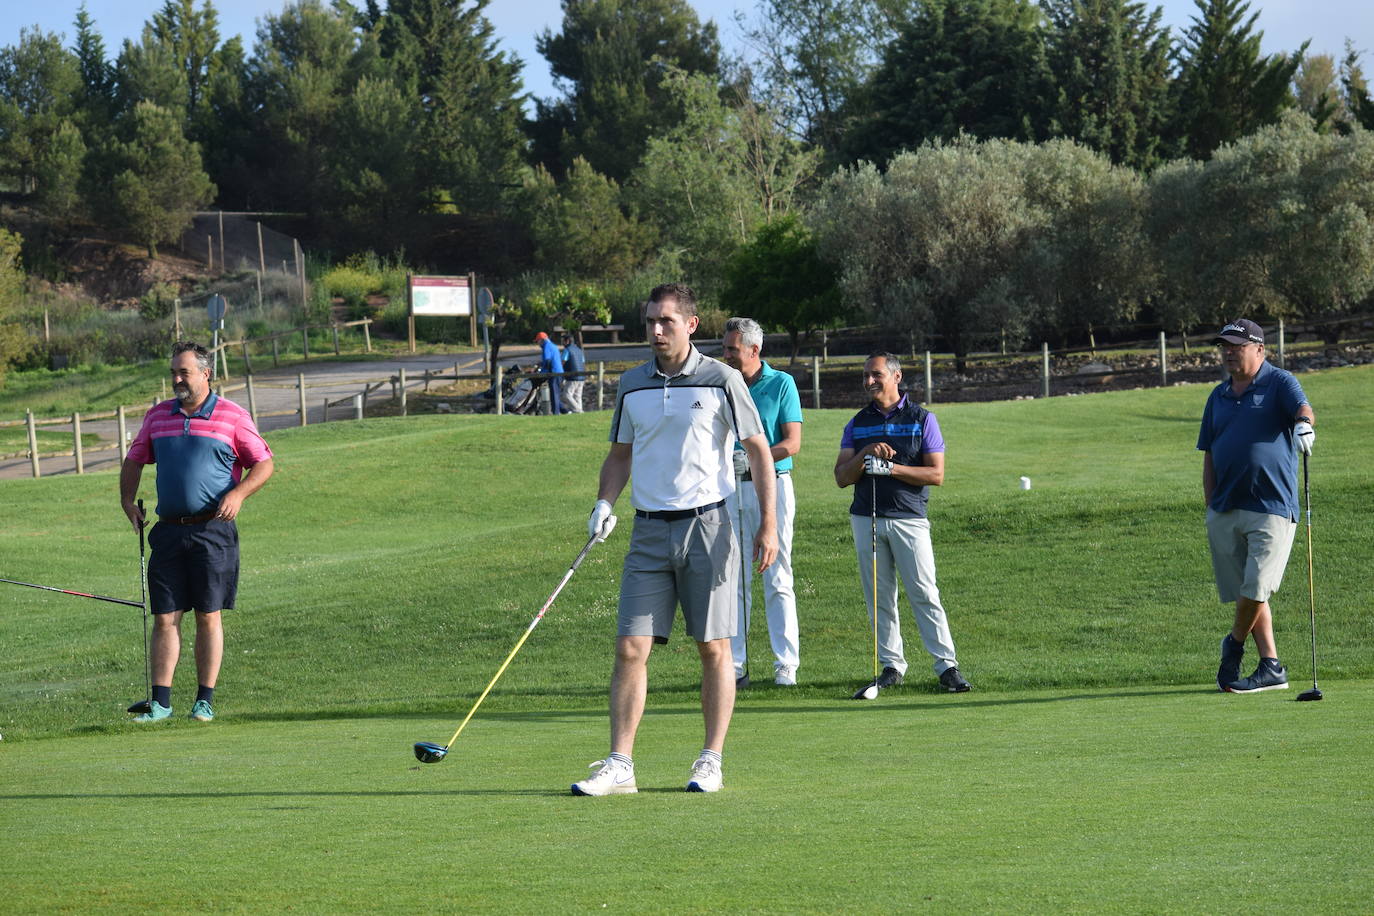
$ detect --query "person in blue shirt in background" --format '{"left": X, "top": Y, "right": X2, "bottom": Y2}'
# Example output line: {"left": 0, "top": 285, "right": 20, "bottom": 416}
{"left": 561, "top": 332, "right": 586, "bottom": 413}
{"left": 534, "top": 331, "right": 564, "bottom": 415}
{"left": 1199, "top": 318, "right": 1315, "bottom": 693}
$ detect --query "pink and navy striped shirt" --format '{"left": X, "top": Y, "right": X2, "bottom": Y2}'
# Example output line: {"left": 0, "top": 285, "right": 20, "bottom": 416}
{"left": 128, "top": 394, "right": 273, "bottom": 517}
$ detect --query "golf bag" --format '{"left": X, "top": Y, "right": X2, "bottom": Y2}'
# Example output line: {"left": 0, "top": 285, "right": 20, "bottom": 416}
{"left": 504, "top": 367, "right": 543, "bottom": 415}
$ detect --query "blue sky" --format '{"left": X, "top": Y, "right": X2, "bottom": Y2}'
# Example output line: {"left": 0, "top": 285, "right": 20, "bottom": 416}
{"left": 3, "top": 0, "right": 1369, "bottom": 107}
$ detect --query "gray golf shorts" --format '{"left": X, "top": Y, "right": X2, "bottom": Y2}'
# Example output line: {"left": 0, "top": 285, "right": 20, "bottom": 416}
{"left": 618, "top": 503, "right": 739, "bottom": 644}
{"left": 1206, "top": 508, "right": 1296, "bottom": 603}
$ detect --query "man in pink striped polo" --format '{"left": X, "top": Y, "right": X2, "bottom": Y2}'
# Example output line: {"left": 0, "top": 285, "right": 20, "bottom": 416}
{"left": 119, "top": 341, "right": 274, "bottom": 723}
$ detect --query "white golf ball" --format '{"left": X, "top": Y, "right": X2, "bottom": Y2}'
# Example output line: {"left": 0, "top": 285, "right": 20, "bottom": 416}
{"left": 862, "top": 684, "right": 879, "bottom": 700}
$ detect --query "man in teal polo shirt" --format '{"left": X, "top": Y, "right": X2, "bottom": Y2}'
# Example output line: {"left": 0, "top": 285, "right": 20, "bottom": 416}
{"left": 722, "top": 317, "right": 803, "bottom": 686}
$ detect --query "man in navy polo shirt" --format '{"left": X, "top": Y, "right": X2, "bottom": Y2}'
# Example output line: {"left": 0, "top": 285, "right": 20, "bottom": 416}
{"left": 1199, "top": 318, "right": 1314, "bottom": 693}
{"left": 574, "top": 283, "right": 777, "bottom": 796}
{"left": 834, "top": 352, "right": 970, "bottom": 693}
{"left": 120, "top": 341, "right": 274, "bottom": 723}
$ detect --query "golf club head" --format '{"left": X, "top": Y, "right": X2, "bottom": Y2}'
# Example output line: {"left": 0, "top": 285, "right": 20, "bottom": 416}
{"left": 127, "top": 699, "right": 152, "bottom": 715}
{"left": 1297, "top": 688, "right": 1323, "bottom": 702}
{"left": 414, "top": 741, "right": 449, "bottom": 763}
{"left": 852, "top": 682, "right": 880, "bottom": 701}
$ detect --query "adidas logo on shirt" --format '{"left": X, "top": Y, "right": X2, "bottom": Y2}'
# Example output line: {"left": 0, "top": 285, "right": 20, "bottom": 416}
{"left": 691, "top": 400, "right": 703, "bottom": 409}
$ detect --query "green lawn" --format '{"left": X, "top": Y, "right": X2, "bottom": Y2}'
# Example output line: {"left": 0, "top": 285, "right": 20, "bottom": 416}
{"left": 1, "top": 364, "right": 1370, "bottom": 911}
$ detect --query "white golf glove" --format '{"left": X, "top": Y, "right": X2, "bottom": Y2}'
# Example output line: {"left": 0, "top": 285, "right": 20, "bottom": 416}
{"left": 732, "top": 449, "right": 750, "bottom": 479}
{"left": 1294, "top": 421, "right": 1314, "bottom": 455}
{"left": 588, "top": 499, "right": 617, "bottom": 542}
{"left": 864, "top": 455, "right": 893, "bottom": 476}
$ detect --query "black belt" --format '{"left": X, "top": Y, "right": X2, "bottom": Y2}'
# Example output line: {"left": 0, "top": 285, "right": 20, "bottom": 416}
{"left": 741, "top": 469, "right": 790, "bottom": 482}
{"left": 635, "top": 499, "right": 726, "bottom": 522}
{"left": 159, "top": 511, "right": 218, "bottom": 525}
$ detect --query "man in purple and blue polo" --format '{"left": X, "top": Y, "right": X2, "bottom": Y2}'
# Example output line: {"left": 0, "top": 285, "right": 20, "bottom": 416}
{"left": 120, "top": 341, "right": 274, "bottom": 723}
{"left": 1199, "top": 318, "right": 1314, "bottom": 694}
{"left": 834, "top": 352, "right": 970, "bottom": 695}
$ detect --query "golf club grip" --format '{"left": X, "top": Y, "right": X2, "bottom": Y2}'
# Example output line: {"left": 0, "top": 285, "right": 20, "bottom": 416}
{"left": 137, "top": 498, "right": 146, "bottom": 547}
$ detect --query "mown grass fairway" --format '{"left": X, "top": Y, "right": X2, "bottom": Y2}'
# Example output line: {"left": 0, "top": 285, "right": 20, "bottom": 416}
{"left": 2, "top": 364, "right": 1371, "bottom": 911}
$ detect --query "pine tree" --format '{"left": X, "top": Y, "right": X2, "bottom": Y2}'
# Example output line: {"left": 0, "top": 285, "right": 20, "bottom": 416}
{"left": 1042, "top": 0, "right": 1172, "bottom": 170}
{"left": 531, "top": 0, "right": 722, "bottom": 182}
{"left": 1167, "top": 0, "right": 1303, "bottom": 161}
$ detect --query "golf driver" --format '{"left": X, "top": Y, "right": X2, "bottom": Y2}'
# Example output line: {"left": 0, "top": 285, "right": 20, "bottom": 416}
{"left": 0, "top": 577, "right": 143, "bottom": 608}
{"left": 414, "top": 515, "right": 617, "bottom": 763}
{"left": 853, "top": 475, "right": 881, "bottom": 700}
{"left": 1297, "top": 452, "right": 1323, "bottom": 702}
{"left": 128, "top": 500, "right": 154, "bottom": 716}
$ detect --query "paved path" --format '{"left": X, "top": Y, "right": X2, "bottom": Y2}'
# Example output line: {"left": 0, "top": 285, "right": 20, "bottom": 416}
{"left": 1, "top": 343, "right": 655, "bottom": 480}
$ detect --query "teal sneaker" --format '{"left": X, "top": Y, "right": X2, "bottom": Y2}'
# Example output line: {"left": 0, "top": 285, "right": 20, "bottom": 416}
{"left": 189, "top": 699, "right": 215, "bottom": 722}
{"left": 133, "top": 701, "right": 172, "bottom": 723}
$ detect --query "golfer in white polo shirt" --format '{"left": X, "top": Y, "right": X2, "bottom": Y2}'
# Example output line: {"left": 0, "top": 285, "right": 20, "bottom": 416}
{"left": 574, "top": 283, "right": 778, "bottom": 796}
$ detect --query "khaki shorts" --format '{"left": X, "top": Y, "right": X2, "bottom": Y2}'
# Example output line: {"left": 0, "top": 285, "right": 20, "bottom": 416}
{"left": 1206, "top": 508, "right": 1297, "bottom": 603}
{"left": 618, "top": 503, "right": 738, "bottom": 644}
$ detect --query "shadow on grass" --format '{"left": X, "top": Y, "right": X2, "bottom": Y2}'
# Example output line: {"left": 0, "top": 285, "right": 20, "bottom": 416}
{"left": 0, "top": 788, "right": 580, "bottom": 800}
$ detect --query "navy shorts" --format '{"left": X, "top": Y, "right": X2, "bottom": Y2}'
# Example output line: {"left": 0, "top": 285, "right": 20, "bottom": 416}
{"left": 147, "top": 519, "right": 239, "bottom": 614}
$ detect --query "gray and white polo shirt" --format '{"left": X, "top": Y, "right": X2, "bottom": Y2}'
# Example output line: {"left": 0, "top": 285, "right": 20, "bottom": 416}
{"left": 610, "top": 346, "right": 764, "bottom": 512}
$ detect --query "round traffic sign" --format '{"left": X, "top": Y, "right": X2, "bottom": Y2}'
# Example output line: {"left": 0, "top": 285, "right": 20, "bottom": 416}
{"left": 206, "top": 294, "right": 227, "bottom": 322}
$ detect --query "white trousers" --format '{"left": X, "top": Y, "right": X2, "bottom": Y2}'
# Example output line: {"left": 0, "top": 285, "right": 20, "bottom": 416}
{"left": 727, "top": 473, "right": 799, "bottom": 676}
{"left": 561, "top": 379, "right": 585, "bottom": 413}
{"left": 849, "top": 514, "right": 958, "bottom": 677}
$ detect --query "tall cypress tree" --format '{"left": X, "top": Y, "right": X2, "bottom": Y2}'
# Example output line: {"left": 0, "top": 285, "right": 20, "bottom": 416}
{"left": 1042, "top": 0, "right": 1171, "bottom": 170}
{"left": 378, "top": 0, "right": 526, "bottom": 211}
{"left": 841, "top": 0, "right": 1057, "bottom": 167}
{"left": 1167, "top": 0, "right": 1303, "bottom": 161}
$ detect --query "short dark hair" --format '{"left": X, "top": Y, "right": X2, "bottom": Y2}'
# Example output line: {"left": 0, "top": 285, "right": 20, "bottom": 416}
{"left": 647, "top": 283, "right": 697, "bottom": 318}
{"left": 172, "top": 341, "right": 212, "bottom": 375}
{"left": 866, "top": 351, "right": 902, "bottom": 375}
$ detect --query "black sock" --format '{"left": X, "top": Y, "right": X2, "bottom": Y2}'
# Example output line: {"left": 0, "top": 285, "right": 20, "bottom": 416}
{"left": 153, "top": 685, "right": 172, "bottom": 708}
{"left": 196, "top": 685, "right": 215, "bottom": 704}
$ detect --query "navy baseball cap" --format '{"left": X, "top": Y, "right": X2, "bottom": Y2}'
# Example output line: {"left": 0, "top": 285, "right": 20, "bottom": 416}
{"left": 1213, "top": 319, "right": 1264, "bottom": 346}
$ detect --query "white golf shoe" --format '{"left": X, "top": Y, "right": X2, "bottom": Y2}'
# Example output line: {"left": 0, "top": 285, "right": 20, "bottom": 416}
{"left": 686, "top": 756, "right": 723, "bottom": 793}
{"left": 571, "top": 758, "right": 637, "bottom": 796}
{"left": 775, "top": 665, "right": 797, "bottom": 686}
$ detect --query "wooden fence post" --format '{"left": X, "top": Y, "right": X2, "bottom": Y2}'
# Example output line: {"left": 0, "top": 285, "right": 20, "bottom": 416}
{"left": 302, "top": 327, "right": 310, "bottom": 360}
{"left": 1159, "top": 331, "right": 1168, "bottom": 386}
{"left": 1277, "top": 318, "right": 1286, "bottom": 369}
{"left": 596, "top": 362, "right": 604, "bottom": 411}
{"left": 272, "top": 337, "right": 280, "bottom": 367}
{"left": 246, "top": 376, "right": 259, "bottom": 425}
{"left": 333, "top": 324, "right": 341, "bottom": 355}
{"left": 298, "top": 373, "right": 308, "bottom": 426}
{"left": 1041, "top": 343, "right": 1051, "bottom": 399}
{"left": 495, "top": 365, "right": 503, "bottom": 416}
{"left": 322, "top": 399, "right": 330, "bottom": 422}
{"left": 363, "top": 320, "right": 371, "bottom": 353}
{"left": 72, "top": 412, "right": 84, "bottom": 474}
{"left": 241, "top": 341, "right": 253, "bottom": 376}
{"left": 925, "top": 351, "right": 934, "bottom": 405}
{"left": 399, "top": 368, "right": 408, "bottom": 417}
{"left": 117, "top": 405, "right": 128, "bottom": 462}
{"left": 353, "top": 395, "right": 364, "bottom": 421}
{"left": 812, "top": 355, "right": 821, "bottom": 409}
{"left": 26, "top": 409, "right": 40, "bottom": 478}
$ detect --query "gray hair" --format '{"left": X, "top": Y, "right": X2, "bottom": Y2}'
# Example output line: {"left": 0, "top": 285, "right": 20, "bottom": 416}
{"left": 172, "top": 341, "right": 212, "bottom": 376}
{"left": 724, "top": 317, "right": 764, "bottom": 352}
{"left": 867, "top": 351, "right": 902, "bottom": 375}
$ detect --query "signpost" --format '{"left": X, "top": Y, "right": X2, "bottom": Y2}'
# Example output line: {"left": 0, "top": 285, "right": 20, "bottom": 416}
{"left": 477, "top": 287, "right": 494, "bottom": 372}
{"left": 207, "top": 294, "right": 228, "bottom": 379}
{"left": 407, "top": 274, "right": 477, "bottom": 351}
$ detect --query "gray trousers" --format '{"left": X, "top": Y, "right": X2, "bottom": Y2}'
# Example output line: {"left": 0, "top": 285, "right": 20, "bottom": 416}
{"left": 850, "top": 514, "right": 958, "bottom": 677}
